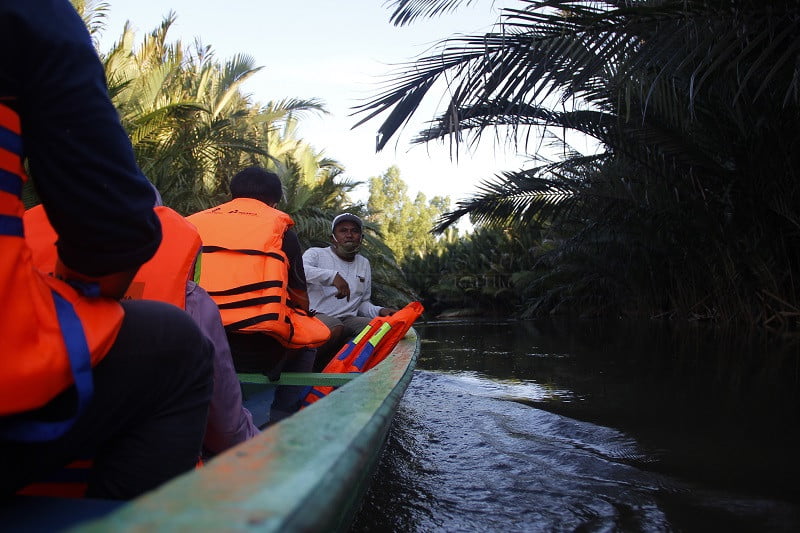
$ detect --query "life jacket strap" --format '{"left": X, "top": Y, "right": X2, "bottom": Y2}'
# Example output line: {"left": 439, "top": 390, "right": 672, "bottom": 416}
{"left": 0, "top": 290, "right": 93, "bottom": 442}
{"left": 207, "top": 280, "right": 283, "bottom": 297}
{"left": 201, "top": 246, "right": 285, "bottom": 262}
{"left": 0, "top": 126, "right": 23, "bottom": 155}
{"left": 0, "top": 214, "right": 22, "bottom": 236}
{"left": 224, "top": 312, "right": 281, "bottom": 333}
{"left": 216, "top": 295, "right": 282, "bottom": 310}
{"left": 0, "top": 168, "right": 22, "bottom": 196}
{"left": 224, "top": 313, "right": 296, "bottom": 344}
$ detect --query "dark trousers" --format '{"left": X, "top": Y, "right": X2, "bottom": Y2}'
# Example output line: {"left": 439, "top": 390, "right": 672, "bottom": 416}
{"left": 227, "top": 332, "right": 315, "bottom": 423}
{"left": 270, "top": 348, "right": 316, "bottom": 423}
{"left": 0, "top": 300, "right": 214, "bottom": 500}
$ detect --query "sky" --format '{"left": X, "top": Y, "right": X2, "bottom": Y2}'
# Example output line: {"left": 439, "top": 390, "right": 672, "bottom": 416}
{"left": 97, "top": 0, "right": 529, "bottom": 206}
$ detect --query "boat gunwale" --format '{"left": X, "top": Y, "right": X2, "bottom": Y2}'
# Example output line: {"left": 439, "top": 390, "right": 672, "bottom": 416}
{"left": 71, "top": 328, "right": 420, "bottom": 532}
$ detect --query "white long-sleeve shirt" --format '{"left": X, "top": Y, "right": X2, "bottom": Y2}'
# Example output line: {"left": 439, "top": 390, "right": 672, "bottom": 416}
{"left": 302, "top": 246, "right": 382, "bottom": 319}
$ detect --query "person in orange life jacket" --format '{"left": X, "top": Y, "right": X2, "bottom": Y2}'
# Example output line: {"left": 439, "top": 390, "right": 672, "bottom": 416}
{"left": 302, "top": 213, "right": 399, "bottom": 371}
{"left": 188, "top": 167, "right": 325, "bottom": 422}
{"left": 0, "top": 0, "right": 213, "bottom": 500}
{"left": 24, "top": 191, "right": 259, "bottom": 458}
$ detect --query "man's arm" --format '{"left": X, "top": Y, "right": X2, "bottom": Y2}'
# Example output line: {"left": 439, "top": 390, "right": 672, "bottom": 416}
{"left": 355, "top": 257, "right": 384, "bottom": 318}
{"left": 302, "top": 248, "right": 338, "bottom": 286}
{"left": 283, "top": 229, "right": 311, "bottom": 311}
{"left": 5, "top": 1, "right": 161, "bottom": 287}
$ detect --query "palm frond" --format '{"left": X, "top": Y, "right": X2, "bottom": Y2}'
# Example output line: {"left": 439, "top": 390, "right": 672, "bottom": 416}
{"left": 386, "top": 0, "right": 484, "bottom": 26}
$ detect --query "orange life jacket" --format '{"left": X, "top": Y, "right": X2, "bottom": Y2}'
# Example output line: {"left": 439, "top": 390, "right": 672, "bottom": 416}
{"left": 302, "top": 301, "right": 424, "bottom": 407}
{"left": 25, "top": 205, "right": 200, "bottom": 310}
{"left": 361, "top": 302, "right": 424, "bottom": 371}
{"left": 188, "top": 198, "right": 329, "bottom": 349}
{"left": 19, "top": 206, "right": 203, "bottom": 494}
{"left": 0, "top": 103, "right": 124, "bottom": 440}
{"left": 123, "top": 206, "right": 200, "bottom": 309}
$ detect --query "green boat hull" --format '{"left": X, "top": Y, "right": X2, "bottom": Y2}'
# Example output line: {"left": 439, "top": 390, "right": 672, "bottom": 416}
{"left": 67, "top": 328, "right": 420, "bottom": 532}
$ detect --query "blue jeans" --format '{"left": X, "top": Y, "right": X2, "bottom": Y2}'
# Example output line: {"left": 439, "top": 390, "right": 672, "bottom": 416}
{"left": 270, "top": 348, "right": 316, "bottom": 423}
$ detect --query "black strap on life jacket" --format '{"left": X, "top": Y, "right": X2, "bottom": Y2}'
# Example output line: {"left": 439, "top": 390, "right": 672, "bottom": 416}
{"left": 207, "top": 280, "right": 283, "bottom": 297}
{"left": 201, "top": 246, "right": 285, "bottom": 262}
{"left": 216, "top": 295, "right": 282, "bottom": 309}
{"left": 225, "top": 313, "right": 280, "bottom": 333}
{"left": 225, "top": 314, "right": 295, "bottom": 344}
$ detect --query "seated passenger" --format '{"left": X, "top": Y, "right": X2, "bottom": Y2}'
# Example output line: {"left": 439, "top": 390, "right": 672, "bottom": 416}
{"left": 0, "top": 1, "right": 212, "bottom": 499}
{"left": 302, "top": 213, "right": 400, "bottom": 371}
{"left": 24, "top": 202, "right": 259, "bottom": 458}
{"left": 188, "top": 167, "right": 329, "bottom": 422}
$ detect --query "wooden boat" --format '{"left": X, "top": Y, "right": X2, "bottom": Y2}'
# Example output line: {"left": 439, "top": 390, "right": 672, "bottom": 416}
{"left": 2, "top": 328, "right": 420, "bottom": 532}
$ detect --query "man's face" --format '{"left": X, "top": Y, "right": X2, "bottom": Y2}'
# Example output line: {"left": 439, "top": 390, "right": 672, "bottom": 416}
{"left": 333, "top": 221, "right": 362, "bottom": 245}
{"left": 332, "top": 221, "right": 363, "bottom": 258}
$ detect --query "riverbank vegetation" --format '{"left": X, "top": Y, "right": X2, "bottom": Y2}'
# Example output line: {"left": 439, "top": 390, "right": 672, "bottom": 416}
{"left": 44, "top": 1, "right": 799, "bottom": 332}
{"left": 33, "top": 2, "right": 434, "bottom": 306}
{"left": 356, "top": 0, "right": 800, "bottom": 331}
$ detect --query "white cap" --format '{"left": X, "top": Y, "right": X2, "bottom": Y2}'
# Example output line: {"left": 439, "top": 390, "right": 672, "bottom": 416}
{"left": 332, "top": 213, "right": 363, "bottom": 232}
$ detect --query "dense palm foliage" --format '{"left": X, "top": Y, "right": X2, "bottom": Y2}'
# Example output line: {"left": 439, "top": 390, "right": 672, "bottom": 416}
{"left": 102, "top": 14, "right": 328, "bottom": 214}
{"left": 403, "top": 226, "right": 544, "bottom": 316}
{"left": 102, "top": 13, "right": 415, "bottom": 303}
{"left": 28, "top": 3, "right": 414, "bottom": 304}
{"left": 356, "top": 0, "right": 800, "bottom": 328}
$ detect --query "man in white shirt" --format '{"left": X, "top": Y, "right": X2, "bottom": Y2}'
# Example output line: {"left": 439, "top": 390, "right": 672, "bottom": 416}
{"left": 302, "top": 213, "right": 396, "bottom": 370}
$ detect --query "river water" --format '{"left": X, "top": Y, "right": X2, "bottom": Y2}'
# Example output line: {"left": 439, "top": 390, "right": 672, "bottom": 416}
{"left": 351, "top": 319, "right": 800, "bottom": 532}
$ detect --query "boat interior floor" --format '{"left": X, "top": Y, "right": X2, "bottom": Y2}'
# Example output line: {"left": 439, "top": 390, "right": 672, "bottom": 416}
{"left": 1, "top": 494, "right": 124, "bottom": 531}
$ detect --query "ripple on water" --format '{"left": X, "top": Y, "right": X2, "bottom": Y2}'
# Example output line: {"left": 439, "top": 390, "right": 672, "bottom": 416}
{"left": 352, "top": 370, "right": 800, "bottom": 533}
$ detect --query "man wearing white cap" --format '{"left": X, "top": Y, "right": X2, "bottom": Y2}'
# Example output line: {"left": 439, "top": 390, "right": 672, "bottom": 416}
{"left": 302, "top": 213, "right": 397, "bottom": 370}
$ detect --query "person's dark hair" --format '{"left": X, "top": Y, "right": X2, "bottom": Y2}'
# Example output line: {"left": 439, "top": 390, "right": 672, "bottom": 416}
{"left": 229, "top": 167, "right": 283, "bottom": 204}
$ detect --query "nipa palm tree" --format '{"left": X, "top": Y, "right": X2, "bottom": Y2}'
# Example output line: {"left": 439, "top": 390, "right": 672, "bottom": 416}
{"left": 100, "top": 13, "right": 330, "bottom": 215}
{"left": 355, "top": 0, "right": 800, "bottom": 326}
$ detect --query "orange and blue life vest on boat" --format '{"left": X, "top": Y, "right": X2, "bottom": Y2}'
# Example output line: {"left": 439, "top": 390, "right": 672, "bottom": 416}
{"left": 361, "top": 302, "right": 424, "bottom": 371}
{"left": 188, "top": 198, "right": 329, "bottom": 349}
{"left": 0, "top": 102, "right": 124, "bottom": 441}
{"left": 302, "top": 301, "right": 424, "bottom": 407}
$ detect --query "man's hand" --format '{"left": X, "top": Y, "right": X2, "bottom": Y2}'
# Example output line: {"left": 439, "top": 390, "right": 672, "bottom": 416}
{"left": 288, "top": 287, "right": 311, "bottom": 312}
{"left": 379, "top": 307, "right": 397, "bottom": 317}
{"left": 332, "top": 272, "right": 350, "bottom": 301}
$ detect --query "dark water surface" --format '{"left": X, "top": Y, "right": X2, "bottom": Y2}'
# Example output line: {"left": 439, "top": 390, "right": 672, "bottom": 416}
{"left": 351, "top": 319, "right": 800, "bottom": 532}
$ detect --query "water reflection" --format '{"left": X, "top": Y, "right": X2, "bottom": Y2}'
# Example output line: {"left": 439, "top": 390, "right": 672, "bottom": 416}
{"left": 351, "top": 319, "right": 800, "bottom": 532}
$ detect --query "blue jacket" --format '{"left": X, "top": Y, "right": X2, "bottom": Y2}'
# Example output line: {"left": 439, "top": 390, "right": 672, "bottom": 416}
{"left": 0, "top": 0, "right": 161, "bottom": 276}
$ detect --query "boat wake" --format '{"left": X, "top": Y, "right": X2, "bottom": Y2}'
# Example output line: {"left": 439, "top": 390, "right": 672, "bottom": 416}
{"left": 353, "top": 370, "right": 800, "bottom": 532}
